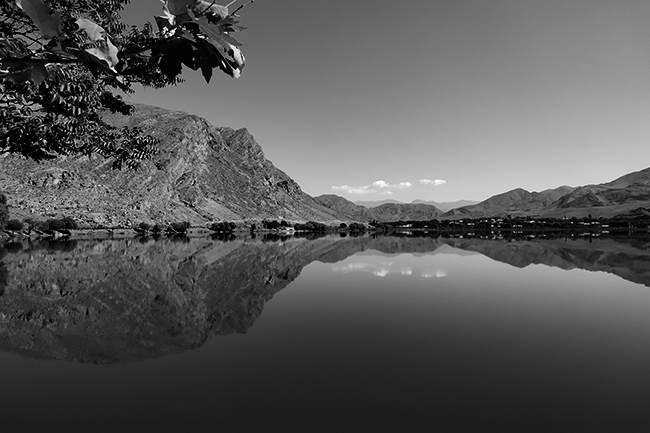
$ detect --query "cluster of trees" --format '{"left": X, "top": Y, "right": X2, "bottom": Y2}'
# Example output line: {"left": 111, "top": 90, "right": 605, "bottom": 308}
{"left": 2, "top": 215, "right": 78, "bottom": 234}
{"left": 0, "top": 194, "right": 7, "bottom": 230}
{"left": 209, "top": 221, "right": 237, "bottom": 232}
{"left": 371, "top": 215, "right": 650, "bottom": 232}
{"left": 136, "top": 221, "right": 191, "bottom": 234}
{"left": 1, "top": 0, "right": 251, "bottom": 167}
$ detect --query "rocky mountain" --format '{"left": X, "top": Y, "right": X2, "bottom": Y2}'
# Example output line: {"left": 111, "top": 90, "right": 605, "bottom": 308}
{"left": 355, "top": 199, "right": 404, "bottom": 207}
{"left": 445, "top": 186, "right": 575, "bottom": 218}
{"left": 445, "top": 168, "right": 650, "bottom": 219}
{"left": 356, "top": 199, "right": 479, "bottom": 213}
{"left": 541, "top": 167, "right": 650, "bottom": 218}
{"left": 410, "top": 199, "right": 480, "bottom": 212}
{"left": 0, "top": 105, "right": 339, "bottom": 228}
{"left": 315, "top": 195, "right": 443, "bottom": 222}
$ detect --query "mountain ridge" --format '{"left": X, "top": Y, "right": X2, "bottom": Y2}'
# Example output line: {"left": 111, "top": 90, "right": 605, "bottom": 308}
{"left": 0, "top": 103, "right": 648, "bottom": 224}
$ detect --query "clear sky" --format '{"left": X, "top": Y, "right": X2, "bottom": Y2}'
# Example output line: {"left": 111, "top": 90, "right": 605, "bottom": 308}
{"left": 122, "top": 0, "right": 650, "bottom": 203}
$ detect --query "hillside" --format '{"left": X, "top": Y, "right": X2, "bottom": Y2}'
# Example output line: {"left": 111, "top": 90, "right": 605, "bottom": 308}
{"left": 0, "top": 105, "right": 339, "bottom": 227}
{"left": 411, "top": 199, "right": 480, "bottom": 212}
{"left": 444, "top": 169, "right": 650, "bottom": 219}
{"left": 315, "top": 195, "right": 442, "bottom": 222}
{"left": 445, "top": 186, "right": 575, "bottom": 218}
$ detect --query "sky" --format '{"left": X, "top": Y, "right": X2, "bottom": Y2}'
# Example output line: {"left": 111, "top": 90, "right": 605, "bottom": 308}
{"left": 122, "top": 0, "right": 650, "bottom": 203}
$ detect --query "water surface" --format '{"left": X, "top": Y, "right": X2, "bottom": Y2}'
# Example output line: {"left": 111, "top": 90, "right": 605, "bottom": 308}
{"left": 1, "top": 234, "right": 649, "bottom": 432}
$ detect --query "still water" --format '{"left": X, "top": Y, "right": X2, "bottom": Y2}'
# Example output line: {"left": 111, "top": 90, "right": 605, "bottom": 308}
{"left": 1, "top": 234, "right": 649, "bottom": 432}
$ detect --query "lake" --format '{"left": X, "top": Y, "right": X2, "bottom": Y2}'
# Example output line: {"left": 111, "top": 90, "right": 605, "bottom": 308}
{"left": 1, "top": 233, "right": 650, "bottom": 432}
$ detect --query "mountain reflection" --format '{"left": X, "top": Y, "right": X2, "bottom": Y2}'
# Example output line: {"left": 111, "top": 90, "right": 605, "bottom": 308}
{"left": 0, "top": 233, "right": 648, "bottom": 363}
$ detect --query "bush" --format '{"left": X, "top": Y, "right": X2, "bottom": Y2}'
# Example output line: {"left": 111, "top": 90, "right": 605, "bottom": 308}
{"left": 209, "top": 221, "right": 237, "bottom": 232}
{"left": 151, "top": 224, "right": 163, "bottom": 233}
{"left": 0, "top": 193, "right": 8, "bottom": 230}
{"left": 45, "top": 219, "right": 65, "bottom": 231}
{"left": 6, "top": 219, "right": 23, "bottom": 232}
{"left": 138, "top": 222, "right": 151, "bottom": 231}
{"left": 168, "top": 221, "right": 190, "bottom": 233}
{"left": 61, "top": 216, "right": 78, "bottom": 230}
{"left": 339, "top": 223, "right": 348, "bottom": 229}
{"left": 262, "top": 219, "right": 284, "bottom": 230}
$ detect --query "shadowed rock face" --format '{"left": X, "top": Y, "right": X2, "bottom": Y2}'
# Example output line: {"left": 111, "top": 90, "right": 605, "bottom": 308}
{"left": 0, "top": 234, "right": 648, "bottom": 364}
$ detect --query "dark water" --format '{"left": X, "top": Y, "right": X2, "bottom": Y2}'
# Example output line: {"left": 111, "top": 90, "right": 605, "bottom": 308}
{"left": 1, "top": 234, "right": 650, "bottom": 432}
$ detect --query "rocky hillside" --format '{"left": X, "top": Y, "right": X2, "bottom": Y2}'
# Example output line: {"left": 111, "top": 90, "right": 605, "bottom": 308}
{"left": 445, "top": 186, "right": 575, "bottom": 218}
{"left": 315, "top": 194, "right": 443, "bottom": 222}
{"left": 0, "top": 105, "right": 339, "bottom": 228}
{"left": 445, "top": 168, "right": 650, "bottom": 219}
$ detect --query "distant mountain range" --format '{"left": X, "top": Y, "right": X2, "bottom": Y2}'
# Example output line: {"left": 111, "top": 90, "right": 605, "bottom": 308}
{"left": 315, "top": 195, "right": 443, "bottom": 222}
{"left": 444, "top": 168, "right": 650, "bottom": 219}
{"left": 355, "top": 199, "right": 480, "bottom": 212}
{"left": 0, "top": 104, "right": 648, "bottom": 226}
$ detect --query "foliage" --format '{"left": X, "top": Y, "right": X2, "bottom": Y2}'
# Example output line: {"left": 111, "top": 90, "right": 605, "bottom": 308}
{"left": 6, "top": 219, "right": 23, "bottom": 231}
{"left": 138, "top": 221, "right": 150, "bottom": 231}
{"left": 209, "top": 220, "right": 236, "bottom": 232}
{"left": 348, "top": 222, "right": 365, "bottom": 232}
{"left": 262, "top": 219, "right": 281, "bottom": 230}
{"left": 293, "top": 221, "right": 329, "bottom": 232}
{"left": 167, "top": 221, "right": 190, "bottom": 233}
{"left": 60, "top": 215, "right": 77, "bottom": 229}
{"left": 1, "top": 0, "right": 251, "bottom": 167}
{"left": 0, "top": 194, "right": 8, "bottom": 229}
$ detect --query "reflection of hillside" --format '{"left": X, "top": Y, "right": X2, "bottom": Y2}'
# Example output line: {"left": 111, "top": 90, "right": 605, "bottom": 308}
{"left": 0, "top": 237, "right": 344, "bottom": 363}
{"left": 442, "top": 237, "right": 650, "bottom": 287}
{"left": 0, "top": 234, "right": 648, "bottom": 363}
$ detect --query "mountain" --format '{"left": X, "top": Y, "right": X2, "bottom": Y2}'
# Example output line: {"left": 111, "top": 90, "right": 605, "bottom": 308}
{"left": 444, "top": 168, "right": 650, "bottom": 219}
{"left": 355, "top": 199, "right": 404, "bottom": 207}
{"left": 357, "top": 199, "right": 479, "bottom": 212}
{"left": 445, "top": 185, "right": 575, "bottom": 218}
{"left": 411, "top": 199, "right": 480, "bottom": 212}
{"left": 315, "top": 195, "right": 443, "bottom": 222}
{"left": 314, "top": 194, "right": 373, "bottom": 221}
{"left": 0, "top": 105, "right": 339, "bottom": 227}
{"left": 541, "top": 167, "right": 650, "bottom": 218}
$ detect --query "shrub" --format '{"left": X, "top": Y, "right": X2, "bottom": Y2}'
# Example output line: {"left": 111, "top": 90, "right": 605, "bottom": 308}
{"left": 339, "top": 223, "right": 348, "bottom": 229}
{"left": 138, "top": 222, "right": 151, "bottom": 231}
{"left": 46, "top": 219, "right": 65, "bottom": 231}
{"left": 209, "top": 221, "right": 238, "bottom": 233}
{"left": 262, "top": 219, "right": 281, "bottom": 230}
{"left": 168, "top": 221, "right": 190, "bottom": 233}
{"left": 61, "top": 216, "right": 78, "bottom": 230}
{"left": 6, "top": 219, "right": 23, "bottom": 232}
{"left": 0, "top": 193, "right": 7, "bottom": 230}
{"left": 151, "top": 224, "right": 163, "bottom": 233}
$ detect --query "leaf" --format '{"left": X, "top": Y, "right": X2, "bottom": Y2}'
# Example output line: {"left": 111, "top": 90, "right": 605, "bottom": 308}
{"left": 15, "top": 0, "right": 62, "bottom": 39}
{"left": 187, "top": 8, "right": 245, "bottom": 77}
{"left": 191, "top": 0, "right": 229, "bottom": 20}
{"left": 75, "top": 18, "right": 119, "bottom": 69}
{"left": 76, "top": 18, "right": 108, "bottom": 42}
{"left": 163, "top": 0, "right": 196, "bottom": 18}
{"left": 85, "top": 37, "right": 119, "bottom": 69}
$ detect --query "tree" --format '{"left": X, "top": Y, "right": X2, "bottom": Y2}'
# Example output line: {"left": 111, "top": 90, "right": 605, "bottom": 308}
{"left": 1, "top": 0, "right": 251, "bottom": 167}
{"left": 0, "top": 193, "right": 8, "bottom": 229}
